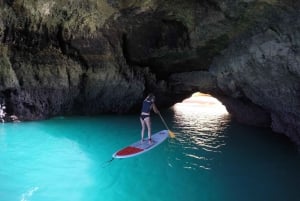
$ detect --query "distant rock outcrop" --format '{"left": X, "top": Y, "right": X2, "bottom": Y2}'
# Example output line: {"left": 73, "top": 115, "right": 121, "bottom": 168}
{"left": 0, "top": 0, "right": 300, "bottom": 145}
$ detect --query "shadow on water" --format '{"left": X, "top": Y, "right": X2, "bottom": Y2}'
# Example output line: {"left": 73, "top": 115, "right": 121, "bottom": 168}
{"left": 167, "top": 103, "right": 300, "bottom": 201}
{"left": 0, "top": 115, "right": 147, "bottom": 201}
{"left": 212, "top": 121, "right": 300, "bottom": 201}
{"left": 34, "top": 115, "right": 143, "bottom": 161}
{"left": 1, "top": 107, "right": 300, "bottom": 201}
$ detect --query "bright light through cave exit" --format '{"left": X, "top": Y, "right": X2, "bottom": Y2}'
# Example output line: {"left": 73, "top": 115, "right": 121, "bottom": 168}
{"left": 173, "top": 92, "right": 229, "bottom": 116}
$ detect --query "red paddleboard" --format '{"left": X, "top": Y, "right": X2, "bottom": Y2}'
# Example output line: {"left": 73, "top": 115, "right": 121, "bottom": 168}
{"left": 112, "top": 130, "right": 169, "bottom": 158}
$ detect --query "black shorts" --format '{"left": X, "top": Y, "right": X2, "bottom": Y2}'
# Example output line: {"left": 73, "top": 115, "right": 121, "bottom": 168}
{"left": 140, "top": 115, "right": 150, "bottom": 120}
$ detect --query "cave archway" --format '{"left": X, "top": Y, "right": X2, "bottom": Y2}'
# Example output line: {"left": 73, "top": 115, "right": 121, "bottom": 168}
{"left": 171, "top": 92, "right": 231, "bottom": 147}
{"left": 173, "top": 92, "right": 229, "bottom": 116}
{"left": 171, "top": 92, "right": 230, "bottom": 133}
{"left": 172, "top": 92, "right": 231, "bottom": 133}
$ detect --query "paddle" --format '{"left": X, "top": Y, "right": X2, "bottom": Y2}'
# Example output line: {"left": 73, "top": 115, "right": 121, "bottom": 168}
{"left": 158, "top": 112, "right": 175, "bottom": 138}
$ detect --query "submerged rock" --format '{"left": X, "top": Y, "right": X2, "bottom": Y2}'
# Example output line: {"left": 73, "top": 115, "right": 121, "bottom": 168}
{"left": 0, "top": 1, "right": 300, "bottom": 145}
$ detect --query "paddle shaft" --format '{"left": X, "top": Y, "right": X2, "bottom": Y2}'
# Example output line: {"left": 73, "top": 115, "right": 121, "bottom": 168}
{"left": 158, "top": 113, "right": 170, "bottom": 131}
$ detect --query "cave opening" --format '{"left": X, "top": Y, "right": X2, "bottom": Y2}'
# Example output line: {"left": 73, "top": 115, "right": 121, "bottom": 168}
{"left": 172, "top": 92, "right": 229, "bottom": 116}
{"left": 171, "top": 92, "right": 231, "bottom": 146}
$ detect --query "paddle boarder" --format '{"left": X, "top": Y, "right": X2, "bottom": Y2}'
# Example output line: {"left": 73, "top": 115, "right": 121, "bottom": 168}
{"left": 140, "top": 93, "right": 160, "bottom": 143}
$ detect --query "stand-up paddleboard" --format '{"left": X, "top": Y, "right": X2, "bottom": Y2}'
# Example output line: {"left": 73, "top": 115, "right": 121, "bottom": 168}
{"left": 113, "top": 130, "right": 169, "bottom": 158}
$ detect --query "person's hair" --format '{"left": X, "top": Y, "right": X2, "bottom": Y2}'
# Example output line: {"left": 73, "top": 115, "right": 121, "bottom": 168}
{"left": 147, "top": 93, "right": 155, "bottom": 100}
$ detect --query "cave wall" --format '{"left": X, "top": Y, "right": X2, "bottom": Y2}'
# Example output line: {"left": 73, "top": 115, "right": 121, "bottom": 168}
{"left": 1, "top": 0, "right": 300, "bottom": 145}
{"left": 210, "top": 9, "right": 300, "bottom": 144}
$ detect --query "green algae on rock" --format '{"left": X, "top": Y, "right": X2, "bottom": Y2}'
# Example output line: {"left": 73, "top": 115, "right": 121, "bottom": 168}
{"left": 1, "top": 0, "right": 300, "bottom": 145}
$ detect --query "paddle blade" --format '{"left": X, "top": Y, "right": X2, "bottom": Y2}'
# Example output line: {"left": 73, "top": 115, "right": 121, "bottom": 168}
{"left": 168, "top": 130, "right": 175, "bottom": 138}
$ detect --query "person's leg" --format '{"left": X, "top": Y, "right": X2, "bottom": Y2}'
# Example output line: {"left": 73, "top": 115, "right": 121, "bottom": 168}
{"left": 144, "top": 117, "right": 151, "bottom": 141}
{"left": 140, "top": 117, "right": 145, "bottom": 141}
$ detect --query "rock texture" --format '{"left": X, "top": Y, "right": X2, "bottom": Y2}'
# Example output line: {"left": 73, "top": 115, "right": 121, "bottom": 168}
{"left": 210, "top": 8, "right": 300, "bottom": 144}
{"left": 1, "top": 0, "right": 300, "bottom": 145}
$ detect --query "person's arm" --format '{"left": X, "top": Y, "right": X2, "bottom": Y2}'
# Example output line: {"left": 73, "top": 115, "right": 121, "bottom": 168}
{"left": 152, "top": 103, "right": 160, "bottom": 114}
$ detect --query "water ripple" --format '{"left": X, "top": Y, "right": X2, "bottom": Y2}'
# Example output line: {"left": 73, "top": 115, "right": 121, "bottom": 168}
{"left": 20, "top": 187, "right": 39, "bottom": 201}
{"left": 169, "top": 104, "right": 231, "bottom": 170}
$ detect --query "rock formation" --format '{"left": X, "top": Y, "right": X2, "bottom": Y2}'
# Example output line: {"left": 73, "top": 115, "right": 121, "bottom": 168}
{"left": 0, "top": 0, "right": 300, "bottom": 145}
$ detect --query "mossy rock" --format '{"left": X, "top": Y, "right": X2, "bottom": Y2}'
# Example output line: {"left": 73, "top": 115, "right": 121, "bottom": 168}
{"left": 0, "top": 45, "right": 19, "bottom": 90}
{"left": 3, "top": 0, "right": 116, "bottom": 36}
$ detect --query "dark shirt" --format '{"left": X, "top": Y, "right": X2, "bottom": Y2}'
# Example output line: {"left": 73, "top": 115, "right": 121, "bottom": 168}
{"left": 141, "top": 99, "right": 153, "bottom": 113}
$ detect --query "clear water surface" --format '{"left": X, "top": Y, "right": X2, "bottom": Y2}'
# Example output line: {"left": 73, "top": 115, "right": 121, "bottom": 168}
{"left": 0, "top": 104, "right": 300, "bottom": 201}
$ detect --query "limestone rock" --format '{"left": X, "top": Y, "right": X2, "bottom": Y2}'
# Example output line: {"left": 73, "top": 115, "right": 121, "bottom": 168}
{"left": 1, "top": 0, "right": 300, "bottom": 146}
{"left": 210, "top": 9, "right": 300, "bottom": 144}
{"left": 0, "top": 46, "right": 19, "bottom": 90}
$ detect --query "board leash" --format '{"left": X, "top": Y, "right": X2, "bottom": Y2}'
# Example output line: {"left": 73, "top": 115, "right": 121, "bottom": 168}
{"left": 101, "top": 157, "right": 115, "bottom": 168}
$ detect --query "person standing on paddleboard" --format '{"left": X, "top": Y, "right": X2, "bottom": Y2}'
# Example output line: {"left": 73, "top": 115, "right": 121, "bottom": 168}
{"left": 140, "top": 93, "right": 160, "bottom": 143}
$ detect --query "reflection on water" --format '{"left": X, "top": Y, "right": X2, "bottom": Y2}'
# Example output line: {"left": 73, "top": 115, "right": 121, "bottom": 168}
{"left": 171, "top": 93, "right": 231, "bottom": 170}
{"left": 1, "top": 106, "right": 300, "bottom": 201}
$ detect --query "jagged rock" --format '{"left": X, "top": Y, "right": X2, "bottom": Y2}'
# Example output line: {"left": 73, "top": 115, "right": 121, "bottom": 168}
{"left": 0, "top": 46, "right": 19, "bottom": 90}
{"left": 0, "top": 0, "right": 300, "bottom": 145}
{"left": 210, "top": 8, "right": 300, "bottom": 144}
{"left": 168, "top": 71, "right": 218, "bottom": 97}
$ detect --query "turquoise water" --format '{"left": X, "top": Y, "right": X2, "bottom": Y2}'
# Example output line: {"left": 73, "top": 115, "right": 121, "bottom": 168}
{"left": 0, "top": 106, "right": 300, "bottom": 201}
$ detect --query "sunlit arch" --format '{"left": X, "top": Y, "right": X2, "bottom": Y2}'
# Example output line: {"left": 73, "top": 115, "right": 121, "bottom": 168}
{"left": 171, "top": 92, "right": 231, "bottom": 160}
{"left": 173, "top": 92, "right": 229, "bottom": 116}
